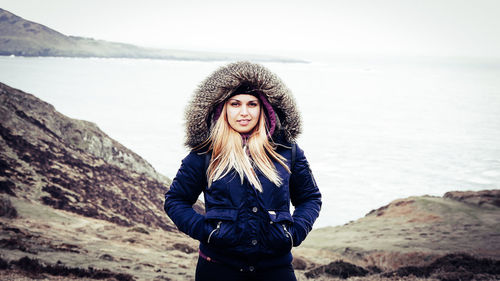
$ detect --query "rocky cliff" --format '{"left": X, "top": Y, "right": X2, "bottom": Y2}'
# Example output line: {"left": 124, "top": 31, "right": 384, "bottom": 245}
{"left": 0, "top": 81, "right": 204, "bottom": 230}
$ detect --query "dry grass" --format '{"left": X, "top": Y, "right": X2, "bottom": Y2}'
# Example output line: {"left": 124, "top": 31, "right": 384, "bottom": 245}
{"left": 1, "top": 197, "right": 199, "bottom": 281}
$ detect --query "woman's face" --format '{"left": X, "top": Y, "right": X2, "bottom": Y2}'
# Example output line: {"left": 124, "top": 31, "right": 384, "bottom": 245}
{"left": 226, "top": 94, "right": 261, "bottom": 134}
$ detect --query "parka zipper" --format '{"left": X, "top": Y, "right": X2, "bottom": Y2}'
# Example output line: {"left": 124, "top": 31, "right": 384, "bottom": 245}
{"left": 282, "top": 224, "right": 294, "bottom": 248}
{"left": 207, "top": 221, "right": 222, "bottom": 244}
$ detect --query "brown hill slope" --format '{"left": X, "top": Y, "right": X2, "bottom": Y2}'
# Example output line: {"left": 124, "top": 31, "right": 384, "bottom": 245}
{"left": 0, "top": 81, "right": 204, "bottom": 230}
{"left": 296, "top": 190, "right": 500, "bottom": 274}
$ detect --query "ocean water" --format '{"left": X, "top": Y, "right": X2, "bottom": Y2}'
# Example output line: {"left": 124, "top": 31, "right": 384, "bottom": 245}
{"left": 1, "top": 56, "right": 499, "bottom": 228}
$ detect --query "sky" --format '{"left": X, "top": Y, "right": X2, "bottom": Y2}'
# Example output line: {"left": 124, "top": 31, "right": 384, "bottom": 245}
{"left": 1, "top": 0, "right": 500, "bottom": 59}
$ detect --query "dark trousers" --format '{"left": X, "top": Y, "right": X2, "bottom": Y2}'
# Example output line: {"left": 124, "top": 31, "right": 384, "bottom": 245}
{"left": 195, "top": 256, "right": 297, "bottom": 281}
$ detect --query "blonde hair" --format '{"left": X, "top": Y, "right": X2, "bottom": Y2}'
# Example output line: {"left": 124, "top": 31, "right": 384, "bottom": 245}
{"left": 204, "top": 102, "right": 290, "bottom": 192}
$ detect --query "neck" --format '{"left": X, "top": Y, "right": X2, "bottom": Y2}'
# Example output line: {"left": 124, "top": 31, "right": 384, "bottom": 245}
{"left": 241, "top": 132, "right": 251, "bottom": 145}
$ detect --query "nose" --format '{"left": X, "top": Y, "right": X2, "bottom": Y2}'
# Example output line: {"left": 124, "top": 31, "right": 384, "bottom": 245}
{"left": 240, "top": 105, "right": 249, "bottom": 116}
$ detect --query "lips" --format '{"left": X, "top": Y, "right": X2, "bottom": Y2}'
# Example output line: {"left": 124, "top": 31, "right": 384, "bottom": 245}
{"left": 237, "top": 119, "right": 251, "bottom": 126}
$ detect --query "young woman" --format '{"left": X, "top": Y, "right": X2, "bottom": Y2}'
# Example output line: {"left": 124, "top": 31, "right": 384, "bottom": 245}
{"left": 164, "top": 61, "right": 321, "bottom": 281}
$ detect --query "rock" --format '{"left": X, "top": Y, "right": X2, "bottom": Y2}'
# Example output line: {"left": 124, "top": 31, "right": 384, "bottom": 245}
{"left": 153, "top": 276, "right": 172, "bottom": 281}
{"left": 444, "top": 190, "right": 500, "bottom": 208}
{"left": 292, "top": 255, "right": 309, "bottom": 270}
{"left": 304, "top": 260, "right": 369, "bottom": 279}
{"left": 7, "top": 256, "right": 135, "bottom": 280}
{"left": 0, "top": 196, "right": 17, "bottom": 218}
{"left": 127, "top": 226, "right": 150, "bottom": 235}
{"left": 0, "top": 180, "right": 16, "bottom": 196}
{"left": 0, "top": 257, "right": 8, "bottom": 270}
{"left": 99, "top": 254, "right": 114, "bottom": 261}
{"left": 172, "top": 243, "right": 196, "bottom": 254}
{"left": 382, "top": 253, "right": 500, "bottom": 280}
{"left": 430, "top": 253, "right": 500, "bottom": 276}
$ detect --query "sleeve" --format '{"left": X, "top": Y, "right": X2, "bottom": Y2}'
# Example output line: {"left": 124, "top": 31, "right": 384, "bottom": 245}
{"left": 289, "top": 144, "right": 322, "bottom": 246}
{"left": 164, "top": 151, "right": 208, "bottom": 242}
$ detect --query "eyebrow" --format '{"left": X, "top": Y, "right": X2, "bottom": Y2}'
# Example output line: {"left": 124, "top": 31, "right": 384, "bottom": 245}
{"left": 228, "top": 98, "right": 259, "bottom": 103}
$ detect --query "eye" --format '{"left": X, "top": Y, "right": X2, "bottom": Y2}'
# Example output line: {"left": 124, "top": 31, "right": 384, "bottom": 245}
{"left": 230, "top": 102, "right": 240, "bottom": 107}
{"left": 248, "top": 102, "right": 259, "bottom": 107}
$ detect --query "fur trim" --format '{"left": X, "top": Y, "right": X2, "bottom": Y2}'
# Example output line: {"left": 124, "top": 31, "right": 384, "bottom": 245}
{"left": 184, "top": 61, "right": 302, "bottom": 149}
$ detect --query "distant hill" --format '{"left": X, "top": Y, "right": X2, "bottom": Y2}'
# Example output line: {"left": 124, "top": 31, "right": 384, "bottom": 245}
{"left": 0, "top": 8, "right": 304, "bottom": 62}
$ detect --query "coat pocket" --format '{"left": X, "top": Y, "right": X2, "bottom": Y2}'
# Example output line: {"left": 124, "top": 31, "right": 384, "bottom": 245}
{"left": 264, "top": 210, "right": 294, "bottom": 253}
{"left": 205, "top": 208, "right": 239, "bottom": 246}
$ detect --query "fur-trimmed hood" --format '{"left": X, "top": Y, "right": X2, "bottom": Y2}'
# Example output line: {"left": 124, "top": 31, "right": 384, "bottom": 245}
{"left": 184, "top": 61, "right": 302, "bottom": 149}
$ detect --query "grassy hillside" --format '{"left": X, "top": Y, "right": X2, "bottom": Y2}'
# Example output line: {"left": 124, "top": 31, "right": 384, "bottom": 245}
{"left": 296, "top": 193, "right": 500, "bottom": 272}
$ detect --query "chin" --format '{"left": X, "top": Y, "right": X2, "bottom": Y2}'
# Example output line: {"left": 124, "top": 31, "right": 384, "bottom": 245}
{"left": 230, "top": 123, "right": 257, "bottom": 134}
